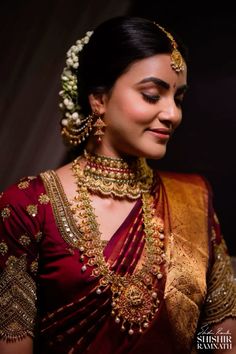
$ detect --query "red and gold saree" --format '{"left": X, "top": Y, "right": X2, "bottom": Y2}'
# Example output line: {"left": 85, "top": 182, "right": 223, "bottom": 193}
{"left": 0, "top": 170, "right": 235, "bottom": 353}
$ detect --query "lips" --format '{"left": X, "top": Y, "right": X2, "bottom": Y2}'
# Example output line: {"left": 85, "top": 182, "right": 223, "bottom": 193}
{"left": 148, "top": 128, "right": 172, "bottom": 136}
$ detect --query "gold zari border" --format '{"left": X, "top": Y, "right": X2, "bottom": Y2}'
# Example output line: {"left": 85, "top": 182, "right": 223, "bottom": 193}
{"left": 0, "top": 255, "right": 37, "bottom": 341}
{"left": 40, "top": 171, "right": 83, "bottom": 248}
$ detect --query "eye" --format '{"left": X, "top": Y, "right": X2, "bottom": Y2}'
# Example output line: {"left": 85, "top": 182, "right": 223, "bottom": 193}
{"left": 142, "top": 93, "right": 160, "bottom": 104}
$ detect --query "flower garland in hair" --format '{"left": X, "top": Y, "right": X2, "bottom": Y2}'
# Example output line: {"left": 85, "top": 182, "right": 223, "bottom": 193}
{"left": 59, "top": 31, "right": 94, "bottom": 146}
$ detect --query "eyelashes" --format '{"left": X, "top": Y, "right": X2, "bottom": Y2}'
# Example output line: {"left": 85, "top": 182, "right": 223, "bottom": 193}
{"left": 141, "top": 93, "right": 159, "bottom": 104}
{"left": 141, "top": 92, "right": 184, "bottom": 107}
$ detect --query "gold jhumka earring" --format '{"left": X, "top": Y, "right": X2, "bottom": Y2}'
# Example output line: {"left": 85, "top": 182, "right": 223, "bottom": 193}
{"left": 93, "top": 113, "right": 107, "bottom": 143}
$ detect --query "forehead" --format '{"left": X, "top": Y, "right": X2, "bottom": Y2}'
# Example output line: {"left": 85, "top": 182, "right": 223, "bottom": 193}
{"left": 119, "top": 54, "right": 187, "bottom": 88}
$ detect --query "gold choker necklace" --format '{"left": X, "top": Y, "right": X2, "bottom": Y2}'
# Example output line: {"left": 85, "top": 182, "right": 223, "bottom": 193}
{"left": 72, "top": 150, "right": 154, "bottom": 200}
{"left": 70, "top": 158, "right": 166, "bottom": 335}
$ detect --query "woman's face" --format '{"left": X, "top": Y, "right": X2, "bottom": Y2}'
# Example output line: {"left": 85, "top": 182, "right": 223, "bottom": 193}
{"left": 91, "top": 54, "right": 187, "bottom": 159}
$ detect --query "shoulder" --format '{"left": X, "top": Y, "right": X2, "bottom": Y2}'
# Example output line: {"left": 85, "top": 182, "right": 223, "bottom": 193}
{"left": 1, "top": 175, "right": 47, "bottom": 205}
{"left": 158, "top": 170, "right": 210, "bottom": 194}
{"left": 0, "top": 174, "right": 50, "bottom": 224}
{"left": 156, "top": 170, "right": 211, "bottom": 209}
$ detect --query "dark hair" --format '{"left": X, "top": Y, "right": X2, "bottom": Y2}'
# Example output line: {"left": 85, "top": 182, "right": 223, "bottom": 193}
{"left": 77, "top": 16, "right": 187, "bottom": 116}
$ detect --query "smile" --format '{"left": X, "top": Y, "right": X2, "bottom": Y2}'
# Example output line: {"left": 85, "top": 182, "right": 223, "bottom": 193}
{"left": 147, "top": 128, "right": 171, "bottom": 140}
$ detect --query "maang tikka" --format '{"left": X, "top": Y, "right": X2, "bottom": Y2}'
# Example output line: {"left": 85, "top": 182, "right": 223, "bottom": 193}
{"left": 154, "top": 22, "right": 184, "bottom": 73}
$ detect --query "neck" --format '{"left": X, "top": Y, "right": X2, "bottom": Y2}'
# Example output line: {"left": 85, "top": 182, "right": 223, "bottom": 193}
{"left": 83, "top": 149, "right": 142, "bottom": 175}
{"left": 84, "top": 141, "right": 139, "bottom": 166}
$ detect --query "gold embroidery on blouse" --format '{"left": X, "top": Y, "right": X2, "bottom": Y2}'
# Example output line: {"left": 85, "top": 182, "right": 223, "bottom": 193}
{"left": 0, "top": 255, "right": 37, "bottom": 341}
{"left": 40, "top": 171, "right": 82, "bottom": 248}
{"left": 26, "top": 205, "right": 38, "bottom": 217}
{"left": 35, "top": 231, "right": 43, "bottom": 242}
{"left": 18, "top": 181, "right": 30, "bottom": 189}
{"left": 1, "top": 207, "right": 11, "bottom": 219}
{"left": 6, "top": 256, "right": 17, "bottom": 267}
{"left": 201, "top": 239, "right": 236, "bottom": 325}
{"left": 30, "top": 260, "right": 38, "bottom": 275}
{"left": 0, "top": 242, "right": 8, "bottom": 256}
{"left": 0, "top": 192, "right": 3, "bottom": 199}
{"left": 19, "top": 176, "right": 36, "bottom": 182}
{"left": 28, "top": 176, "right": 37, "bottom": 180}
{"left": 19, "top": 235, "right": 31, "bottom": 246}
{"left": 38, "top": 193, "right": 50, "bottom": 205}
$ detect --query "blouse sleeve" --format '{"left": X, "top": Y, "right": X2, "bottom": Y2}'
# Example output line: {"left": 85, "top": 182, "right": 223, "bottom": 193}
{"left": 0, "top": 176, "right": 47, "bottom": 342}
{"left": 201, "top": 207, "right": 236, "bottom": 326}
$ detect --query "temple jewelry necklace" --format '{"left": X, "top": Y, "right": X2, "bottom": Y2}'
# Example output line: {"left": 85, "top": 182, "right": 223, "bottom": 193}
{"left": 71, "top": 152, "right": 166, "bottom": 335}
{"left": 78, "top": 149, "right": 154, "bottom": 200}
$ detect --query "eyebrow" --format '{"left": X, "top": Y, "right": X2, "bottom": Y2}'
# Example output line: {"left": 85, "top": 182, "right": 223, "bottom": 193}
{"left": 137, "top": 77, "right": 188, "bottom": 94}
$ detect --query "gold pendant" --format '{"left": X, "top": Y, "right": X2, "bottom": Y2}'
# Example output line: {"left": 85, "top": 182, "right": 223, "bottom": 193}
{"left": 111, "top": 277, "right": 160, "bottom": 335}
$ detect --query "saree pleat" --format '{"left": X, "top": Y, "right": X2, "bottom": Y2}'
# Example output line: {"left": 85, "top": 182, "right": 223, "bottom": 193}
{"left": 109, "top": 207, "right": 145, "bottom": 275}
{"left": 41, "top": 295, "right": 111, "bottom": 353}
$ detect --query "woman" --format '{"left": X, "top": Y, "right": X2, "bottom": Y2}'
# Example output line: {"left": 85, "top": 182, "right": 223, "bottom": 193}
{"left": 0, "top": 16, "right": 235, "bottom": 354}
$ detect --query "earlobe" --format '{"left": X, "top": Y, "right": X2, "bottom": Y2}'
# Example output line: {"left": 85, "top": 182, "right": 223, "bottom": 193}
{"left": 88, "top": 93, "right": 107, "bottom": 114}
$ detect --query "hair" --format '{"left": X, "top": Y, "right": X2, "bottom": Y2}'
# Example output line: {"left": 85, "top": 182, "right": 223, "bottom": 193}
{"left": 77, "top": 16, "right": 187, "bottom": 117}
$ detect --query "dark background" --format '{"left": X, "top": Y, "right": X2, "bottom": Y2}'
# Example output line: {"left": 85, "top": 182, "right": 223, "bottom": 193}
{"left": 0, "top": 1, "right": 235, "bottom": 255}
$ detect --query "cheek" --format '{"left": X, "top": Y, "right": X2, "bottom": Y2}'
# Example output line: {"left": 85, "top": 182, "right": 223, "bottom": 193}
{"left": 107, "top": 91, "right": 153, "bottom": 124}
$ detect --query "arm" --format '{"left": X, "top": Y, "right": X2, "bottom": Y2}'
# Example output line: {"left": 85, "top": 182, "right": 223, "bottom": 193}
{"left": 199, "top": 206, "right": 236, "bottom": 353}
{"left": 0, "top": 178, "right": 42, "bottom": 349}
{"left": 0, "top": 337, "right": 33, "bottom": 354}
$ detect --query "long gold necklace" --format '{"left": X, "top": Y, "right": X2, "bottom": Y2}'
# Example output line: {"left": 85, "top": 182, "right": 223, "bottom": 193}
{"left": 71, "top": 153, "right": 166, "bottom": 335}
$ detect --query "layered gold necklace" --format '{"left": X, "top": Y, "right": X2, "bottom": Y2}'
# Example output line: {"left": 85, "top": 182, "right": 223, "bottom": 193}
{"left": 81, "top": 149, "right": 154, "bottom": 200}
{"left": 71, "top": 151, "right": 166, "bottom": 335}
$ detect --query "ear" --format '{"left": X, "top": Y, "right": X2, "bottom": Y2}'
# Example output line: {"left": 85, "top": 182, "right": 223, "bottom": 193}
{"left": 88, "top": 93, "right": 108, "bottom": 115}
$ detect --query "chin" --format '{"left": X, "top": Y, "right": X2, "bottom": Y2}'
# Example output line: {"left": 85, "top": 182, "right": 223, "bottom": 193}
{"left": 141, "top": 144, "right": 167, "bottom": 160}
{"left": 146, "top": 153, "right": 166, "bottom": 160}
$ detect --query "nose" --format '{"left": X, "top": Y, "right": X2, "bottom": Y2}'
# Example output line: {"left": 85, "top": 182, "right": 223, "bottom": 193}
{"left": 157, "top": 97, "right": 182, "bottom": 129}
